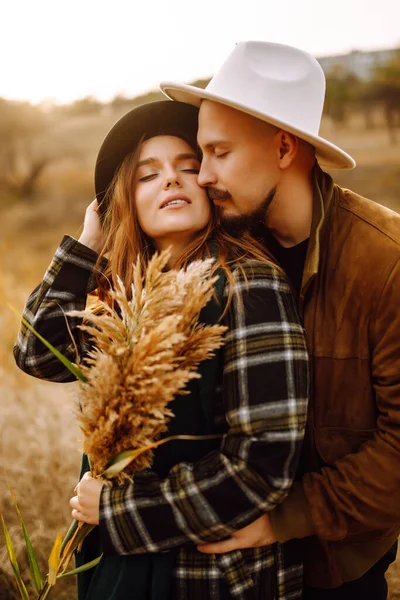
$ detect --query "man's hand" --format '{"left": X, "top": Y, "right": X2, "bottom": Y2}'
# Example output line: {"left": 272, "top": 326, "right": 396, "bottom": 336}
{"left": 69, "top": 472, "right": 105, "bottom": 525}
{"left": 197, "top": 514, "right": 277, "bottom": 554}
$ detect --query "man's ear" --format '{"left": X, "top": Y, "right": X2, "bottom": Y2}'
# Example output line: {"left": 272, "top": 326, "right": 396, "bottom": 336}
{"left": 276, "top": 131, "right": 299, "bottom": 169}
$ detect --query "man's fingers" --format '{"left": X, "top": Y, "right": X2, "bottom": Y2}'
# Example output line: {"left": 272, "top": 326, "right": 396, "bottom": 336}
{"left": 197, "top": 537, "right": 239, "bottom": 554}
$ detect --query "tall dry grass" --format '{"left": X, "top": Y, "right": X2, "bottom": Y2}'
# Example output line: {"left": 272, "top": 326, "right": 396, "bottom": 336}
{"left": 0, "top": 269, "right": 81, "bottom": 598}
{"left": 0, "top": 113, "right": 399, "bottom": 599}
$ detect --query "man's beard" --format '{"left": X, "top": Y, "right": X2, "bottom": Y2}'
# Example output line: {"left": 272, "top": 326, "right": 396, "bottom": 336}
{"left": 214, "top": 187, "right": 276, "bottom": 238}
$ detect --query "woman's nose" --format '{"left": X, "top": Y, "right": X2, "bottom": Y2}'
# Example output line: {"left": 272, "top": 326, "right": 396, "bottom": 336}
{"left": 163, "top": 173, "right": 182, "bottom": 190}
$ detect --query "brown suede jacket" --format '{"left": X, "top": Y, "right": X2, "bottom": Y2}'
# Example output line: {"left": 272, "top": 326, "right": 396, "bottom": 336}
{"left": 270, "top": 167, "right": 400, "bottom": 588}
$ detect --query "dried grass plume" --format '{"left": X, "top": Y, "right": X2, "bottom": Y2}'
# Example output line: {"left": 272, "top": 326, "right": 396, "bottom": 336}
{"left": 68, "top": 250, "right": 227, "bottom": 482}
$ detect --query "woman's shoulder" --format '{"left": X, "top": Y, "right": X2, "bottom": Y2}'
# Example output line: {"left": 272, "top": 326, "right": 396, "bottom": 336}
{"left": 230, "top": 258, "right": 290, "bottom": 287}
{"left": 223, "top": 259, "right": 301, "bottom": 326}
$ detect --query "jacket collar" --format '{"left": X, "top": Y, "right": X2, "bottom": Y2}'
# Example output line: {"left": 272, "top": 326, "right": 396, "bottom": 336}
{"left": 299, "top": 163, "right": 338, "bottom": 311}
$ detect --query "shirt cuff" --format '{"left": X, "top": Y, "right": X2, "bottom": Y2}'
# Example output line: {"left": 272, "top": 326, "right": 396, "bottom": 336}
{"left": 59, "top": 234, "right": 101, "bottom": 263}
{"left": 53, "top": 235, "right": 108, "bottom": 295}
{"left": 270, "top": 481, "right": 315, "bottom": 542}
{"left": 98, "top": 483, "right": 124, "bottom": 556}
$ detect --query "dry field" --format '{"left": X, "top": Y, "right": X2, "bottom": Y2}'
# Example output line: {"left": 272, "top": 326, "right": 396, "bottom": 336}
{"left": 0, "top": 110, "right": 399, "bottom": 599}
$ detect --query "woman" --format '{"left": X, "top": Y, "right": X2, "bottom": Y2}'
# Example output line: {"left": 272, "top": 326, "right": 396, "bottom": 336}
{"left": 14, "top": 101, "right": 308, "bottom": 600}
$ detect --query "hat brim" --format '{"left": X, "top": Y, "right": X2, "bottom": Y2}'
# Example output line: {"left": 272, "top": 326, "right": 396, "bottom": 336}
{"left": 160, "top": 82, "right": 356, "bottom": 170}
{"left": 95, "top": 100, "right": 200, "bottom": 216}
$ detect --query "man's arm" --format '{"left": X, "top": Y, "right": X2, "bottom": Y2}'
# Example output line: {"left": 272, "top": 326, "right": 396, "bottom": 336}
{"left": 202, "top": 256, "right": 400, "bottom": 552}
{"left": 98, "top": 262, "right": 309, "bottom": 554}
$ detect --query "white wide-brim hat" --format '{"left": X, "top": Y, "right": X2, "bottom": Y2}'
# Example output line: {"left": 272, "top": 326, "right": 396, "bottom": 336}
{"left": 161, "top": 41, "right": 355, "bottom": 170}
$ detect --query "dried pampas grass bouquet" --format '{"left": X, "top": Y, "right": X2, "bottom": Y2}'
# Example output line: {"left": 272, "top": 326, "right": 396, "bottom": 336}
{"left": 68, "top": 249, "right": 227, "bottom": 483}
{"left": 2, "top": 249, "right": 227, "bottom": 600}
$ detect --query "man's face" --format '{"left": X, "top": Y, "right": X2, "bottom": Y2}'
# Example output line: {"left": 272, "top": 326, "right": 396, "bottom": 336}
{"left": 197, "top": 101, "right": 280, "bottom": 228}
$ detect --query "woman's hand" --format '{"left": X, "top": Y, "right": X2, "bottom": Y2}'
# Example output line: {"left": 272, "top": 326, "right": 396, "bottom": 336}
{"left": 69, "top": 472, "right": 105, "bottom": 525}
{"left": 78, "top": 199, "right": 105, "bottom": 254}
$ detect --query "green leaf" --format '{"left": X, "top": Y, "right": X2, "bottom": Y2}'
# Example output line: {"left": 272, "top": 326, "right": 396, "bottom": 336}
{"left": 8, "top": 304, "right": 87, "bottom": 382}
{"left": 75, "top": 524, "right": 96, "bottom": 553}
{"left": 102, "top": 434, "right": 223, "bottom": 478}
{"left": 10, "top": 490, "right": 43, "bottom": 593}
{"left": 60, "top": 519, "right": 79, "bottom": 554}
{"left": 36, "top": 582, "right": 51, "bottom": 600}
{"left": 57, "top": 554, "right": 103, "bottom": 578}
{"left": 1, "top": 515, "right": 30, "bottom": 600}
{"left": 102, "top": 448, "right": 143, "bottom": 478}
{"left": 58, "top": 522, "right": 96, "bottom": 575}
{"left": 47, "top": 533, "right": 62, "bottom": 586}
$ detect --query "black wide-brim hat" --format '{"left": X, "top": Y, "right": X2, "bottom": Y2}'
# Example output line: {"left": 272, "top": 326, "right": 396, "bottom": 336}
{"left": 94, "top": 100, "right": 200, "bottom": 217}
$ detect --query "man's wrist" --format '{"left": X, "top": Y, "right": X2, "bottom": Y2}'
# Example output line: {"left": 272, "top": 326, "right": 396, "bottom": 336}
{"left": 270, "top": 481, "right": 315, "bottom": 542}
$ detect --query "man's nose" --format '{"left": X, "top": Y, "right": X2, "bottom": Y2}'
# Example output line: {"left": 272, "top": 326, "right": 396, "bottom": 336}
{"left": 197, "top": 159, "right": 216, "bottom": 187}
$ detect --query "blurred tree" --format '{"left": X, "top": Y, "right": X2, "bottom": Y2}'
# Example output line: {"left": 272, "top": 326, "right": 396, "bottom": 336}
{"left": 355, "top": 79, "right": 379, "bottom": 130}
{"left": 131, "top": 90, "right": 164, "bottom": 105}
{"left": 0, "top": 98, "right": 50, "bottom": 196}
{"left": 371, "top": 52, "right": 400, "bottom": 144}
{"left": 110, "top": 93, "right": 136, "bottom": 110}
{"left": 66, "top": 95, "right": 104, "bottom": 117}
{"left": 324, "top": 65, "right": 361, "bottom": 125}
{"left": 109, "top": 79, "right": 211, "bottom": 115}
{"left": 0, "top": 98, "right": 85, "bottom": 198}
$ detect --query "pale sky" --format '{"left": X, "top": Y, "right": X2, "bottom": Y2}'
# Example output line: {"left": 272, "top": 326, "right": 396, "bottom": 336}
{"left": 2, "top": 0, "right": 399, "bottom": 105}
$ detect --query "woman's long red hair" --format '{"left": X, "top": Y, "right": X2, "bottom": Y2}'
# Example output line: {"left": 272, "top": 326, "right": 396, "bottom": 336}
{"left": 94, "top": 140, "right": 279, "bottom": 312}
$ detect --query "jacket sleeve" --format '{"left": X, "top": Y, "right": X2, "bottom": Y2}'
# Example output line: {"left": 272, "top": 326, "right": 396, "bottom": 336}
{"left": 99, "top": 261, "right": 309, "bottom": 554}
{"left": 13, "top": 235, "right": 107, "bottom": 382}
{"left": 271, "top": 256, "right": 400, "bottom": 542}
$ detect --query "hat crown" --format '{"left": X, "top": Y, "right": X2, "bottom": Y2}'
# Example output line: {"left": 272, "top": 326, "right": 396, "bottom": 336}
{"left": 160, "top": 41, "right": 355, "bottom": 169}
{"left": 205, "top": 41, "right": 326, "bottom": 135}
{"left": 94, "top": 101, "right": 199, "bottom": 209}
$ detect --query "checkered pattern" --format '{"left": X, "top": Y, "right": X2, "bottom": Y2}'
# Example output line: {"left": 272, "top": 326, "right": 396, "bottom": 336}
{"left": 99, "top": 262, "right": 308, "bottom": 598}
{"left": 14, "top": 238, "right": 309, "bottom": 599}
{"left": 13, "top": 235, "right": 107, "bottom": 381}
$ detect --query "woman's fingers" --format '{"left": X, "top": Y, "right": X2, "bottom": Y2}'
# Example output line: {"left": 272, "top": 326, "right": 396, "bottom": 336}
{"left": 70, "top": 495, "right": 86, "bottom": 522}
{"left": 78, "top": 198, "right": 104, "bottom": 253}
{"left": 71, "top": 508, "right": 85, "bottom": 522}
{"left": 69, "top": 495, "right": 79, "bottom": 510}
{"left": 68, "top": 474, "right": 103, "bottom": 525}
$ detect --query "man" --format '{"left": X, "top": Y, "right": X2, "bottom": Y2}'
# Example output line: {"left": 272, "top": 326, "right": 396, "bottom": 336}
{"left": 160, "top": 41, "right": 400, "bottom": 599}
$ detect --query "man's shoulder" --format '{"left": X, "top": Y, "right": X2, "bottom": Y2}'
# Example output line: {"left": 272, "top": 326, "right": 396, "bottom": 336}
{"left": 334, "top": 186, "right": 400, "bottom": 248}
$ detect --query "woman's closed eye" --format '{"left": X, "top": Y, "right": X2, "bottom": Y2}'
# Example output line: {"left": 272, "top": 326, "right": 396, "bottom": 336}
{"left": 137, "top": 161, "right": 199, "bottom": 182}
{"left": 138, "top": 173, "right": 158, "bottom": 182}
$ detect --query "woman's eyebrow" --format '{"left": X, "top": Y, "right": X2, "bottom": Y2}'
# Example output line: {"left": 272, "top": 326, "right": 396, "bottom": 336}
{"left": 137, "top": 153, "right": 198, "bottom": 169}
{"left": 137, "top": 157, "right": 157, "bottom": 168}
{"left": 175, "top": 152, "right": 198, "bottom": 161}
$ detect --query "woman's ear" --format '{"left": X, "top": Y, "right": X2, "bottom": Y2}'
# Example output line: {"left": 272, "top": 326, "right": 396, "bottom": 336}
{"left": 276, "top": 131, "right": 299, "bottom": 169}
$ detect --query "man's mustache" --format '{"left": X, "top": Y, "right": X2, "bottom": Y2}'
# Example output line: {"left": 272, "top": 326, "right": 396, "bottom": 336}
{"left": 207, "top": 187, "right": 232, "bottom": 202}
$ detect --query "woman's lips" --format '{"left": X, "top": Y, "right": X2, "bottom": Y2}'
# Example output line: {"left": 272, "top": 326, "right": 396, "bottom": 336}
{"left": 160, "top": 194, "right": 191, "bottom": 209}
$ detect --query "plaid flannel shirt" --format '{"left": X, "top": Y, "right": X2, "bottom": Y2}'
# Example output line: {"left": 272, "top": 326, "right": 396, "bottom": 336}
{"left": 14, "top": 235, "right": 309, "bottom": 600}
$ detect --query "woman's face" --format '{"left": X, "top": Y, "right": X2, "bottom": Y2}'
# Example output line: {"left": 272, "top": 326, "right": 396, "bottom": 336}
{"left": 134, "top": 135, "right": 211, "bottom": 246}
